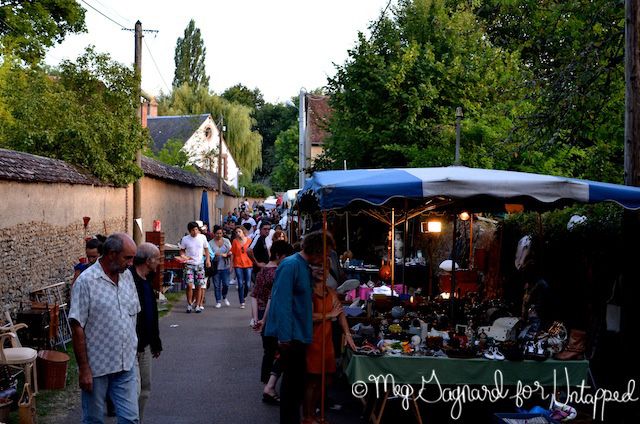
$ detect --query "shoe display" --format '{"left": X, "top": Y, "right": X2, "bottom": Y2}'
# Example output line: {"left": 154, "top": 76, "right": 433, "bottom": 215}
{"left": 555, "top": 329, "right": 586, "bottom": 360}
{"left": 483, "top": 347, "right": 495, "bottom": 360}
{"left": 215, "top": 303, "right": 222, "bottom": 308}
{"left": 240, "top": 303, "right": 246, "bottom": 309}
{"left": 483, "top": 346, "right": 505, "bottom": 361}
{"left": 493, "top": 346, "right": 505, "bottom": 361}
{"left": 224, "top": 298, "right": 230, "bottom": 306}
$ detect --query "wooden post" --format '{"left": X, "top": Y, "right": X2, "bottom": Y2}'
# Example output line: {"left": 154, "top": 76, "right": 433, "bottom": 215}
{"left": 133, "top": 21, "right": 143, "bottom": 244}
{"left": 320, "top": 211, "right": 328, "bottom": 423}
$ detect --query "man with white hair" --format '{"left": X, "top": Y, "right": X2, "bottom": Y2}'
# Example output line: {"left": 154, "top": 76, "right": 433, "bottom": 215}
{"left": 130, "top": 242, "right": 163, "bottom": 421}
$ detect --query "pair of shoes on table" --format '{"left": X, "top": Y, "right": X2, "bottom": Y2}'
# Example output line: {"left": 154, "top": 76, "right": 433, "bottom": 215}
{"left": 262, "top": 392, "right": 280, "bottom": 405}
{"left": 483, "top": 346, "right": 505, "bottom": 360}
{"left": 525, "top": 340, "right": 549, "bottom": 361}
{"left": 240, "top": 303, "right": 246, "bottom": 309}
{"left": 215, "top": 303, "right": 222, "bottom": 308}
{"left": 224, "top": 298, "right": 231, "bottom": 306}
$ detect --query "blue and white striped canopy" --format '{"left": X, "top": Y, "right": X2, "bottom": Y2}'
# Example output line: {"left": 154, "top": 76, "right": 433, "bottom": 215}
{"left": 300, "top": 166, "right": 640, "bottom": 211}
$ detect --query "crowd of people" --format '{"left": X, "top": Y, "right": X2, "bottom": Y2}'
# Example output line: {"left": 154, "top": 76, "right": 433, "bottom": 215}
{"left": 67, "top": 204, "right": 353, "bottom": 424}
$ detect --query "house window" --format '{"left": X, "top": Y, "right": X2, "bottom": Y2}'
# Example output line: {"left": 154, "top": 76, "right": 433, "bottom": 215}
{"left": 204, "top": 127, "right": 212, "bottom": 139}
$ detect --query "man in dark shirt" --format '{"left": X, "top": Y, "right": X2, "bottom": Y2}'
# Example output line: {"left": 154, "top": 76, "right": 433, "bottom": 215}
{"left": 130, "top": 243, "right": 163, "bottom": 422}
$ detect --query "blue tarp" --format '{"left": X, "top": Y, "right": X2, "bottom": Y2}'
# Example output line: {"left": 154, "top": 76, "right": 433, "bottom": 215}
{"left": 300, "top": 166, "right": 640, "bottom": 211}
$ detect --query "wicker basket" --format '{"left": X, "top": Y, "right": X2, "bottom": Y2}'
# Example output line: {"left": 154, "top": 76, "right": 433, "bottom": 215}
{"left": 37, "top": 350, "right": 69, "bottom": 390}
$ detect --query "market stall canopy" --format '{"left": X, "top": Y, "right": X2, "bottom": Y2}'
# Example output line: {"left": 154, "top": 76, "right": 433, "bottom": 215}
{"left": 263, "top": 195, "right": 277, "bottom": 210}
{"left": 299, "top": 166, "right": 640, "bottom": 211}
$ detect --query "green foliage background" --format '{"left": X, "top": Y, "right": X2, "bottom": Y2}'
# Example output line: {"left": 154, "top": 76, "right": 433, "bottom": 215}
{"left": 158, "top": 83, "right": 263, "bottom": 179}
{"left": 173, "top": 19, "right": 209, "bottom": 89}
{"left": 317, "top": 0, "right": 625, "bottom": 184}
{"left": 0, "top": 48, "right": 145, "bottom": 185}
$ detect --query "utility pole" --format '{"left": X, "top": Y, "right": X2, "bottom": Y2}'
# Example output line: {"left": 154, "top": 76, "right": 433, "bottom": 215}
{"left": 133, "top": 20, "right": 143, "bottom": 244}
{"left": 298, "top": 88, "right": 307, "bottom": 189}
{"left": 218, "top": 115, "right": 225, "bottom": 225}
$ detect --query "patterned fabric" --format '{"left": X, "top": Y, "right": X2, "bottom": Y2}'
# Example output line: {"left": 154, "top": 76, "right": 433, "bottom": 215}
{"left": 184, "top": 263, "right": 206, "bottom": 288}
{"left": 69, "top": 261, "right": 140, "bottom": 378}
{"left": 251, "top": 266, "right": 277, "bottom": 310}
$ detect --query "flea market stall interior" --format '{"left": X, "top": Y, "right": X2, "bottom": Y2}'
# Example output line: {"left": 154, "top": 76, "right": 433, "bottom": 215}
{"left": 298, "top": 166, "right": 640, "bottom": 423}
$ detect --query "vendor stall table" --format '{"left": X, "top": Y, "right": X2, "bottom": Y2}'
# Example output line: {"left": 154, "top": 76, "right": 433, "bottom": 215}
{"left": 345, "top": 350, "right": 589, "bottom": 386}
{"left": 344, "top": 349, "right": 589, "bottom": 423}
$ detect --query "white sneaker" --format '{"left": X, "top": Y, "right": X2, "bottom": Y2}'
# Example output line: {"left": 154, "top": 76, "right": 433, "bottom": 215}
{"left": 186, "top": 305, "right": 192, "bottom": 313}
{"left": 224, "top": 298, "right": 230, "bottom": 306}
{"left": 215, "top": 303, "right": 222, "bottom": 309}
{"left": 195, "top": 306, "right": 203, "bottom": 313}
{"left": 240, "top": 303, "right": 246, "bottom": 309}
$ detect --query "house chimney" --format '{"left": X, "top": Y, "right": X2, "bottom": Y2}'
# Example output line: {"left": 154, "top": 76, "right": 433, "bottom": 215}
{"left": 141, "top": 100, "right": 148, "bottom": 128}
{"left": 149, "top": 98, "right": 158, "bottom": 118}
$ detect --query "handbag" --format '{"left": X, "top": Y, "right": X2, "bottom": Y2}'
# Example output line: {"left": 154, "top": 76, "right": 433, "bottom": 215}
{"left": 606, "top": 278, "right": 621, "bottom": 333}
{"left": 18, "top": 382, "right": 36, "bottom": 424}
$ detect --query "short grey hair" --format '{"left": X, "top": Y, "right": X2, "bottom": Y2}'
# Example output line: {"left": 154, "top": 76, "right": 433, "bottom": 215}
{"left": 102, "top": 233, "right": 135, "bottom": 255}
{"left": 102, "top": 234, "right": 124, "bottom": 255}
{"left": 134, "top": 242, "right": 160, "bottom": 265}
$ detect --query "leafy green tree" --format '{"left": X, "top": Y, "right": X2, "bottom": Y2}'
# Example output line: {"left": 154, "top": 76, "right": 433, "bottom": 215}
{"left": 475, "top": 0, "right": 625, "bottom": 182}
{"left": 320, "top": 0, "right": 527, "bottom": 172}
{"left": 158, "top": 83, "right": 262, "bottom": 178}
{"left": 0, "top": 48, "right": 144, "bottom": 184}
{"left": 153, "top": 138, "right": 196, "bottom": 172}
{"left": 271, "top": 126, "right": 299, "bottom": 191}
{"left": 173, "top": 19, "right": 209, "bottom": 88}
{"left": 222, "top": 84, "right": 265, "bottom": 110}
{"left": 253, "top": 101, "right": 298, "bottom": 183}
{"left": 0, "top": 0, "right": 85, "bottom": 64}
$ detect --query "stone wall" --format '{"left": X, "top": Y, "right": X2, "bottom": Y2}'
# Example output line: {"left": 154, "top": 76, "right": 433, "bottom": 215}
{"left": 0, "top": 177, "right": 237, "bottom": 311}
{"left": 0, "top": 180, "right": 128, "bottom": 311}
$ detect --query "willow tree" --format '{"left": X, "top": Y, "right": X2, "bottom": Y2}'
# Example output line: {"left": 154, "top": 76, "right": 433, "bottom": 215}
{"left": 173, "top": 19, "right": 209, "bottom": 88}
{"left": 158, "top": 84, "right": 262, "bottom": 178}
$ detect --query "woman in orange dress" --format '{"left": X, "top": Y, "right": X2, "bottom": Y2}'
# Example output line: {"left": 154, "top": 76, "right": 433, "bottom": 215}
{"left": 303, "top": 273, "right": 356, "bottom": 424}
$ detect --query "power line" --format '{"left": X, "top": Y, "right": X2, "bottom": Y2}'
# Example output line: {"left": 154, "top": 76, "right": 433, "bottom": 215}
{"left": 92, "top": 0, "right": 133, "bottom": 27}
{"left": 78, "top": 0, "right": 127, "bottom": 29}
{"left": 143, "top": 38, "right": 172, "bottom": 93}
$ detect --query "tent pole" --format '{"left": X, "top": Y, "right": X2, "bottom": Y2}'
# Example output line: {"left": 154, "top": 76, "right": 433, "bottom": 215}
{"left": 320, "top": 211, "right": 328, "bottom": 423}
{"left": 391, "top": 208, "right": 395, "bottom": 292}
{"left": 469, "top": 213, "right": 474, "bottom": 268}
{"left": 450, "top": 216, "right": 458, "bottom": 319}
{"left": 403, "top": 199, "right": 408, "bottom": 294}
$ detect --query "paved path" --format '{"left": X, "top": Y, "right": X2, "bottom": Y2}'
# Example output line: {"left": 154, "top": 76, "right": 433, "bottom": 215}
{"left": 58, "top": 285, "right": 364, "bottom": 423}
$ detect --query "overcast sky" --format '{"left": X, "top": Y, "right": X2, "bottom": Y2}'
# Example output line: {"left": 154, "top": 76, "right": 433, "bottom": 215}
{"left": 44, "top": 0, "right": 392, "bottom": 103}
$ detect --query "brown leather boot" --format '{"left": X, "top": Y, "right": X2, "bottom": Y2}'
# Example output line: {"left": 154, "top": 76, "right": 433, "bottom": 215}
{"left": 554, "top": 329, "right": 586, "bottom": 360}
